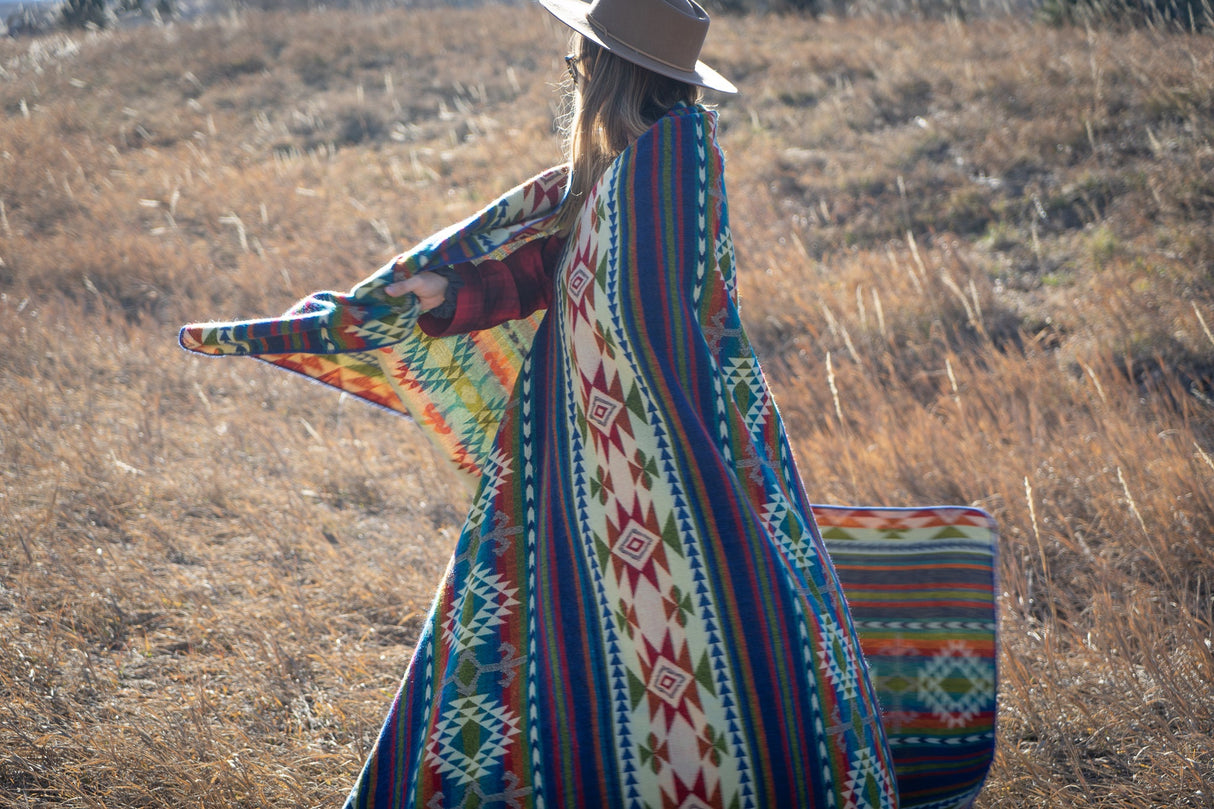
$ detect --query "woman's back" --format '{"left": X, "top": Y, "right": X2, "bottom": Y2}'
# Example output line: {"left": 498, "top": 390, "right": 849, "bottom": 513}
{"left": 342, "top": 102, "right": 898, "bottom": 809}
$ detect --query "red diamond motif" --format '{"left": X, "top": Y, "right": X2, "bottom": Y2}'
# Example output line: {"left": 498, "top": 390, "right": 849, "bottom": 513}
{"left": 587, "top": 389, "right": 623, "bottom": 432}
{"left": 567, "top": 264, "right": 593, "bottom": 301}
{"left": 649, "top": 658, "right": 693, "bottom": 705}
{"left": 614, "top": 523, "right": 659, "bottom": 568}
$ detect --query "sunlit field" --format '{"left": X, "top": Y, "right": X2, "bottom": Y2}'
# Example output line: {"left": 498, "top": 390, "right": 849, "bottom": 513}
{"left": 1, "top": 5, "right": 1212, "bottom": 806}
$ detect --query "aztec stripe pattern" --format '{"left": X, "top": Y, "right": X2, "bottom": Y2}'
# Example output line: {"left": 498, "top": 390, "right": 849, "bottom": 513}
{"left": 179, "top": 167, "right": 569, "bottom": 484}
{"left": 818, "top": 505, "right": 997, "bottom": 809}
{"left": 342, "top": 104, "right": 899, "bottom": 808}
{"left": 180, "top": 104, "right": 998, "bottom": 808}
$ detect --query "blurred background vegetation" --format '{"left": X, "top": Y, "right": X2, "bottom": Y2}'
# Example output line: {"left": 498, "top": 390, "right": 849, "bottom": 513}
{"left": 5, "top": 0, "right": 1211, "bottom": 39}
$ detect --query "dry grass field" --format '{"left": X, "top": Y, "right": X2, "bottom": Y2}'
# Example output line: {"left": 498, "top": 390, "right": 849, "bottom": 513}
{"left": 1, "top": 4, "right": 1212, "bottom": 806}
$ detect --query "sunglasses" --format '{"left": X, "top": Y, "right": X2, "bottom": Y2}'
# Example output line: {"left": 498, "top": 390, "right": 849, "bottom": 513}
{"left": 565, "top": 54, "right": 582, "bottom": 86}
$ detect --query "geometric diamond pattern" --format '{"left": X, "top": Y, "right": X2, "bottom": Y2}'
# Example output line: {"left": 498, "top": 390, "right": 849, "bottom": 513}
{"left": 917, "top": 640, "right": 994, "bottom": 729}
{"left": 560, "top": 163, "right": 744, "bottom": 809}
{"left": 426, "top": 693, "right": 523, "bottom": 787}
{"left": 567, "top": 263, "right": 594, "bottom": 302}
{"left": 587, "top": 388, "right": 624, "bottom": 432}
{"left": 613, "top": 522, "right": 661, "bottom": 569}
{"left": 819, "top": 620, "right": 864, "bottom": 702}
{"left": 208, "top": 107, "right": 930, "bottom": 809}
{"left": 721, "top": 355, "right": 769, "bottom": 435}
{"left": 820, "top": 505, "right": 998, "bottom": 809}
{"left": 648, "top": 657, "right": 694, "bottom": 706}
{"left": 442, "top": 565, "right": 520, "bottom": 653}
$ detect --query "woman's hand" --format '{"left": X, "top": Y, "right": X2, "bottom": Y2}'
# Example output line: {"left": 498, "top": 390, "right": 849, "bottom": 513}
{"left": 386, "top": 272, "right": 449, "bottom": 313}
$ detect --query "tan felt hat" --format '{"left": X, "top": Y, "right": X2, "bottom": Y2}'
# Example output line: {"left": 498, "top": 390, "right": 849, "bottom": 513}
{"left": 538, "top": 0, "right": 738, "bottom": 94}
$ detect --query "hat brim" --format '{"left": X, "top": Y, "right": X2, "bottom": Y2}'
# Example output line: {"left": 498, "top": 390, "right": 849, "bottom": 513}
{"left": 537, "top": 0, "right": 738, "bottom": 94}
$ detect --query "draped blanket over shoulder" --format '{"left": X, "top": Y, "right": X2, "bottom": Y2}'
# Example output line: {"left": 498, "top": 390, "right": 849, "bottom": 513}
{"left": 181, "top": 105, "right": 996, "bottom": 809}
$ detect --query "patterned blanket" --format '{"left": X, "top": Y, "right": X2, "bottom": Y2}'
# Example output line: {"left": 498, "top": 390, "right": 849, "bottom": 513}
{"left": 181, "top": 104, "right": 994, "bottom": 809}
{"left": 818, "top": 506, "right": 996, "bottom": 809}
{"left": 180, "top": 165, "right": 566, "bottom": 484}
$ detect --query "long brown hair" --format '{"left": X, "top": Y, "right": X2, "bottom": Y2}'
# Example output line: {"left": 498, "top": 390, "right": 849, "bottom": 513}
{"left": 554, "top": 36, "right": 701, "bottom": 234}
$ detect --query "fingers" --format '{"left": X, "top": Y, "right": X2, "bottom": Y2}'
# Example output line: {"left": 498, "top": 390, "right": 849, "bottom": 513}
{"left": 384, "top": 275, "right": 419, "bottom": 298}
{"left": 386, "top": 271, "right": 448, "bottom": 312}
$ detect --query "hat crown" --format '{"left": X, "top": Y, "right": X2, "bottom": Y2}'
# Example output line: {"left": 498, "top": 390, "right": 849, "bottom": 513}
{"left": 537, "top": 0, "right": 736, "bottom": 94}
{"left": 587, "top": 0, "right": 709, "bottom": 73}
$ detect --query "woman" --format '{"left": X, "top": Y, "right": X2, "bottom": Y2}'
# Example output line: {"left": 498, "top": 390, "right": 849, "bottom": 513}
{"left": 357, "top": 1, "right": 898, "bottom": 805}
{"left": 183, "top": 0, "right": 899, "bottom": 805}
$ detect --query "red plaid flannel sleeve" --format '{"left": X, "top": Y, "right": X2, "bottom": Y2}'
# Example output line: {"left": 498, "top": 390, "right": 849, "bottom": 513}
{"left": 417, "top": 236, "right": 566, "bottom": 337}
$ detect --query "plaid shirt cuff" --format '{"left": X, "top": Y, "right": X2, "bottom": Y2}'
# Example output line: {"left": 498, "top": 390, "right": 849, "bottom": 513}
{"left": 418, "top": 236, "right": 564, "bottom": 337}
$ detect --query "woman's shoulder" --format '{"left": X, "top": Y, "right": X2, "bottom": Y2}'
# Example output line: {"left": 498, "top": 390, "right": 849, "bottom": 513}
{"left": 629, "top": 103, "right": 723, "bottom": 176}
{"left": 585, "top": 103, "right": 722, "bottom": 213}
{"left": 661, "top": 101, "right": 715, "bottom": 126}
{"left": 635, "top": 102, "right": 718, "bottom": 150}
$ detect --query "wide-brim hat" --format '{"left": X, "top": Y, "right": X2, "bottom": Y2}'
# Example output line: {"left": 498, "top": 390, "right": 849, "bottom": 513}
{"left": 537, "top": 0, "right": 737, "bottom": 94}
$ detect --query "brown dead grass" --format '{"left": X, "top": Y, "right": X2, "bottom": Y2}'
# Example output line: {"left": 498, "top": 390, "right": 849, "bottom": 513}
{"left": 1, "top": 6, "right": 1212, "bottom": 807}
